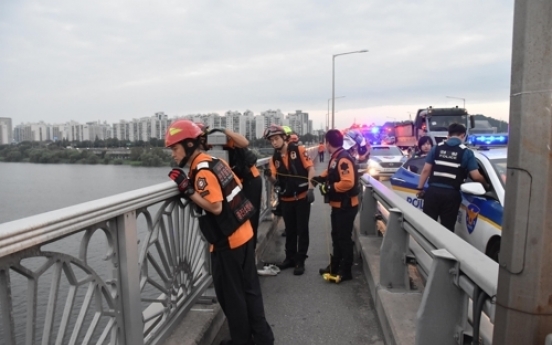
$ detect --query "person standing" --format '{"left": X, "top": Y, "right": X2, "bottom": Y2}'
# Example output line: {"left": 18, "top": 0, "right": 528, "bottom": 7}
{"left": 416, "top": 124, "right": 487, "bottom": 232}
{"left": 318, "top": 141, "right": 326, "bottom": 162}
{"left": 166, "top": 119, "right": 274, "bottom": 345}
{"left": 264, "top": 124, "right": 315, "bottom": 275}
{"left": 313, "top": 129, "right": 360, "bottom": 281}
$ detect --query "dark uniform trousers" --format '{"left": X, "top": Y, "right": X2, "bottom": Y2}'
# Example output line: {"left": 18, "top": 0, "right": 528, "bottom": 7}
{"left": 242, "top": 175, "right": 263, "bottom": 249}
{"left": 211, "top": 240, "right": 275, "bottom": 345}
{"left": 330, "top": 205, "right": 358, "bottom": 274}
{"left": 280, "top": 197, "right": 311, "bottom": 262}
{"left": 422, "top": 186, "right": 462, "bottom": 232}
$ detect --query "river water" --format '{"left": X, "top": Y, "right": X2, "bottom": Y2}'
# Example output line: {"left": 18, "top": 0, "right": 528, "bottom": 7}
{"left": 0, "top": 162, "right": 177, "bottom": 343}
{"left": 0, "top": 162, "right": 171, "bottom": 223}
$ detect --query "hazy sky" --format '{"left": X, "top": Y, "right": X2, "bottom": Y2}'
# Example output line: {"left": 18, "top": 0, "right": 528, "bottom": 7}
{"left": 1, "top": 1, "right": 514, "bottom": 129}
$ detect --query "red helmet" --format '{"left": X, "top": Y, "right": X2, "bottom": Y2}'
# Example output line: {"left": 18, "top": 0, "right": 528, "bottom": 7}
{"left": 165, "top": 120, "right": 203, "bottom": 147}
{"left": 263, "top": 124, "right": 286, "bottom": 140}
{"left": 289, "top": 134, "right": 299, "bottom": 142}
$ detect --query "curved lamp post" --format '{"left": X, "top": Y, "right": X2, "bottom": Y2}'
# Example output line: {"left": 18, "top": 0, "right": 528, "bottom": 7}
{"left": 332, "top": 49, "right": 368, "bottom": 129}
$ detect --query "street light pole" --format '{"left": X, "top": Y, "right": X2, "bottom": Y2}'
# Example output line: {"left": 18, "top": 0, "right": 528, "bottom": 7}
{"left": 332, "top": 49, "right": 368, "bottom": 129}
{"left": 327, "top": 96, "right": 345, "bottom": 131}
{"left": 445, "top": 96, "right": 466, "bottom": 109}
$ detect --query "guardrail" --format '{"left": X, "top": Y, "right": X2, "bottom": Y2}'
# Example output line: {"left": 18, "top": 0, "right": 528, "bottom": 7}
{"left": 0, "top": 146, "right": 317, "bottom": 345}
{"left": 359, "top": 175, "right": 499, "bottom": 345}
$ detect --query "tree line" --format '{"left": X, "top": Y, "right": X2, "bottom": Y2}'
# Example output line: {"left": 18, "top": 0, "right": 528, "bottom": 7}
{"left": 0, "top": 133, "right": 322, "bottom": 167}
{"left": 0, "top": 142, "right": 172, "bottom": 167}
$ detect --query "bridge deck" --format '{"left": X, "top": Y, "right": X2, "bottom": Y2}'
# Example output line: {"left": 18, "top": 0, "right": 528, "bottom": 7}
{"left": 214, "top": 158, "right": 385, "bottom": 344}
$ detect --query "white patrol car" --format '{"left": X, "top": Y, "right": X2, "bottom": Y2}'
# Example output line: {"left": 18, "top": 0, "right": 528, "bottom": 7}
{"left": 365, "top": 145, "right": 407, "bottom": 180}
{"left": 390, "top": 136, "right": 508, "bottom": 262}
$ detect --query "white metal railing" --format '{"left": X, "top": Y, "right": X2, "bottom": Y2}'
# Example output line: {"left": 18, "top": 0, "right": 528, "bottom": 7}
{"left": 359, "top": 175, "right": 499, "bottom": 345}
{"left": 0, "top": 146, "right": 317, "bottom": 345}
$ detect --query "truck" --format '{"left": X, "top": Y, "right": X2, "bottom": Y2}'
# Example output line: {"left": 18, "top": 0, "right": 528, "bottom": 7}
{"left": 393, "top": 121, "right": 417, "bottom": 149}
{"left": 413, "top": 106, "right": 471, "bottom": 145}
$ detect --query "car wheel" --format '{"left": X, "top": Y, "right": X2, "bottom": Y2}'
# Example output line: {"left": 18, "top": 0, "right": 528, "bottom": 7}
{"left": 486, "top": 237, "right": 501, "bottom": 263}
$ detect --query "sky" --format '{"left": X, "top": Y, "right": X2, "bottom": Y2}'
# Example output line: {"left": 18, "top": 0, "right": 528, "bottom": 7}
{"left": 0, "top": 0, "right": 515, "bottom": 129}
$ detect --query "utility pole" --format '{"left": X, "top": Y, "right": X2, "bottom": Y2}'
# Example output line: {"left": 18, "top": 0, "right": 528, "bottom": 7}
{"left": 493, "top": 1, "right": 552, "bottom": 344}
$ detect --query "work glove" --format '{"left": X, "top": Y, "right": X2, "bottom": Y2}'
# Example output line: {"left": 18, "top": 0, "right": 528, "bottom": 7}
{"left": 311, "top": 176, "right": 325, "bottom": 187}
{"left": 319, "top": 183, "right": 330, "bottom": 196}
{"left": 416, "top": 190, "right": 425, "bottom": 199}
{"left": 264, "top": 168, "right": 272, "bottom": 178}
{"left": 307, "top": 189, "right": 315, "bottom": 203}
{"left": 169, "top": 168, "right": 195, "bottom": 197}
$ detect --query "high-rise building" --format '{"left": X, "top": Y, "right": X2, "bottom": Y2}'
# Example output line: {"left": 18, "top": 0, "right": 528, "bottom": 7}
{"left": 0, "top": 117, "right": 13, "bottom": 144}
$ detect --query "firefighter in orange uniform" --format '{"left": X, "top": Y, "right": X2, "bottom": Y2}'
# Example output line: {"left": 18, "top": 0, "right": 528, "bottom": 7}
{"left": 312, "top": 129, "right": 360, "bottom": 281}
{"left": 264, "top": 124, "right": 315, "bottom": 275}
{"left": 166, "top": 120, "right": 274, "bottom": 345}
{"left": 195, "top": 123, "right": 263, "bottom": 250}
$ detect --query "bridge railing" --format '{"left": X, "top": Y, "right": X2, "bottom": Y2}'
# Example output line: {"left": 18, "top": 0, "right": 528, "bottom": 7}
{"left": 0, "top": 146, "right": 317, "bottom": 345}
{"left": 360, "top": 175, "right": 498, "bottom": 345}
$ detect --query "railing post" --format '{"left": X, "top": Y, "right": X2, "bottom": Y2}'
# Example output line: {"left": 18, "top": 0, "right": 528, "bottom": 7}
{"left": 115, "top": 211, "right": 145, "bottom": 345}
{"left": 360, "top": 183, "right": 377, "bottom": 236}
{"left": 379, "top": 208, "right": 409, "bottom": 290}
{"left": 416, "top": 249, "right": 467, "bottom": 345}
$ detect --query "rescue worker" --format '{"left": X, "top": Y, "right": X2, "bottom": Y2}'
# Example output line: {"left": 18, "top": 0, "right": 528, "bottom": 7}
{"left": 263, "top": 124, "right": 315, "bottom": 275}
{"left": 196, "top": 123, "right": 263, "bottom": 250}
{"left": 166, "top": 120, "right": 274, "bottom": 345}
{"left": 312, "top": 129, "right": 359, "bottom": 281}
{"left": 270, "top": 126, "right": 295, "bottom": 237}
{"left": 416, "top": 123, "right": 487, "bottom": 232}
{"left": 343, "top": 129, "right": 369, "bottom": 163}
{"left": 318, "top": 141, "right": 325, "bottom": 162}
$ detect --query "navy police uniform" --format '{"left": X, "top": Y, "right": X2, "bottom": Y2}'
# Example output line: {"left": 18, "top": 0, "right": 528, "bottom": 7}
{"left": 423, "top": 138, "right": 478, "bottom": 231}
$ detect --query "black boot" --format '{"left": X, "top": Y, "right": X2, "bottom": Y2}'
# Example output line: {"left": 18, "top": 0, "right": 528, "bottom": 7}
{"left": 319, "top": 255, "right": 340, "bottom": 275}
{"left": 338, "top": 269, "right": 353, "bottom": 282}
{"left": 293, "top": 259, "right": 305, "bottom": 276}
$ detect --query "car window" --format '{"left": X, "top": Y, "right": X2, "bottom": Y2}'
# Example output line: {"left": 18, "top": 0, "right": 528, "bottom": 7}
{"left": 371, "top": 146, "right": 403, "bottom": 156}
{"left": 490, "top": 158, "right": 507, "bottom": 187}
{"left": 403, "top": 157, "right": 426, "bottom": 174}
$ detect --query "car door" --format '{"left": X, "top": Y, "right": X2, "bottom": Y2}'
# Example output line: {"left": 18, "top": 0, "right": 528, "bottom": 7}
{"left": 390, "top": 157, "right": 426, "bottom": 210}
{"left": 455, "top": 159, "right": 503, "bottom": 254}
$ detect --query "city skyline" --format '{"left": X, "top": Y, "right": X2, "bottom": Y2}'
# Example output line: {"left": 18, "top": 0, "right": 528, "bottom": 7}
{"left": 1, "top": 1, "right": 514, "bottom": 130}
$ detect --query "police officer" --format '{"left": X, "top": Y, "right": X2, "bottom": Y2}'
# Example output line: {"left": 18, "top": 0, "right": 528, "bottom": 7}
{"left": 166, "top": 120, "right": 274, "bottom": 345}
{"left": 416, "top": 123, "right": 487, "bottom": 231}
{"left": 312, "top": 129, "right": 360, "bottom": 281}
{"left": 264, "top": 124, "right": 315, "bottom": 275}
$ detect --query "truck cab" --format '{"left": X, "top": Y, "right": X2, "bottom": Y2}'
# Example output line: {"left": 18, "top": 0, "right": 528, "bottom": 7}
{"left": 414, "top": 106, "right": 470, "bottom": 145}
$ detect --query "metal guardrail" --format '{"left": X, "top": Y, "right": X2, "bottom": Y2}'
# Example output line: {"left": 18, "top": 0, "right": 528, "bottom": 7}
{"left": 0, "top": 146, "right": 317, "bottom": 345}
{"left": 359, "top": 175, "right": 499, "bottom": 345}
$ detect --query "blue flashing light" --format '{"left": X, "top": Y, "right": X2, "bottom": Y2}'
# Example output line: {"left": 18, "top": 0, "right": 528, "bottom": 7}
{"left": 467, "top": 133, "right": 509, "bottom": 146}
{"left": 371, "top": 127, "right": 380, "bottom": 134}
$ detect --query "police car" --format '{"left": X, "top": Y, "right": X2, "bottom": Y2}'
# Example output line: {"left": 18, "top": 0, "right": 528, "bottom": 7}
{"left": 389, "top": 134, "right": 508, "bottom": 262}
{"left": 365, "top": 145, "right": 406, "bottom": 180}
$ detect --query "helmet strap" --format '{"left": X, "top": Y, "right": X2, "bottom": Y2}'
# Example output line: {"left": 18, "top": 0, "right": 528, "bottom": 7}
{"left": 178, "top": 139, "right": 200, "bottom": 168}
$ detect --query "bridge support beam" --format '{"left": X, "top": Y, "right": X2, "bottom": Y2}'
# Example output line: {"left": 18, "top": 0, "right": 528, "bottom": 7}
{"left": 494, "top": 0, "right": 552, "bottom": 343}
{"left": 380, "top": 208, "right": 409, "bottom": 290}
{"left": 416, "top": 250, "right": 467, "bottom": 345}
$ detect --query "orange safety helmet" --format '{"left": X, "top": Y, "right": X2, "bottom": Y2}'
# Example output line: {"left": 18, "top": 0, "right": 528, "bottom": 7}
{"left": 165, "top": 119, "right": 203, "bottom": 147}
{"left": 289, "top": 134, "right": 299, "bottom": 142}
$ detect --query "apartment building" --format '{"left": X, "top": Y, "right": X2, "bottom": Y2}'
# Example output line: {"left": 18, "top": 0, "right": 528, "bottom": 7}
{"left": 0, "top": 117, "right": 13, "bottom": 144}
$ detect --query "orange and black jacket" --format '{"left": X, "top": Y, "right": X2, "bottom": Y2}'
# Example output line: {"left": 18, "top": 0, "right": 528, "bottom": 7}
{"left": 319, "top": 148, "right": 360, "bottom": 209}
{"left": 269, "top": 143, "right": 313, "bottom": 201}
{"left": 189, "top": 153, "right": 255, "bottom": 251}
